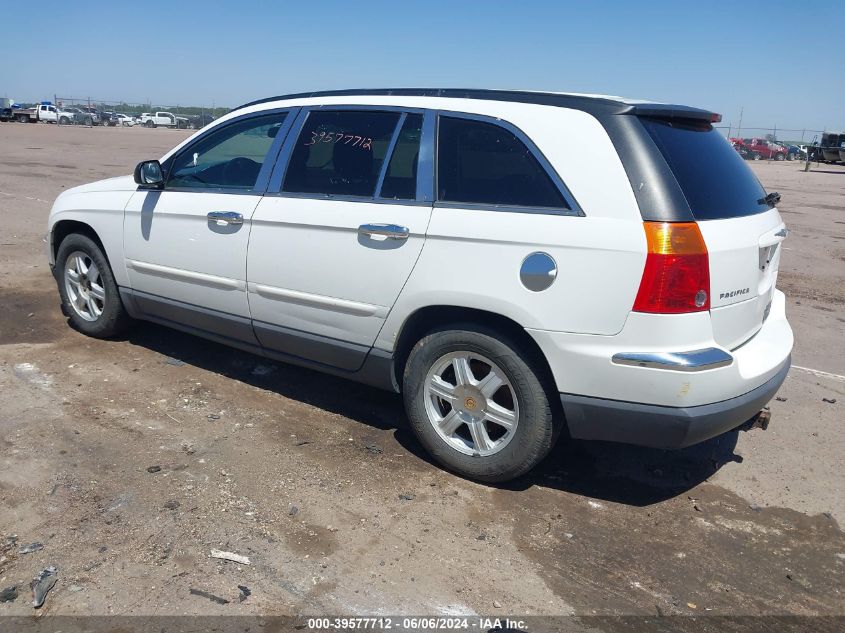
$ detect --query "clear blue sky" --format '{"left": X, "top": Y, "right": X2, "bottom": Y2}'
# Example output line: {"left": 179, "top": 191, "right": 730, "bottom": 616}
{"left": 2, "top": 0, "right": 843, "bottom": 134}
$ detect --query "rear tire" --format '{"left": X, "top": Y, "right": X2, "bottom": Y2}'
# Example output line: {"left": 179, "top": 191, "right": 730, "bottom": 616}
{"left": 56, "top": 234, "right": 133, "bottom": 338}
{"left": 751, "top": 152, "right": 762, "bottom": 160}
{"left": 775, "top": 153, "right": 785, "bottom": 161}
{"left": 403, "top": 325, "right": 560, "bottom": 483}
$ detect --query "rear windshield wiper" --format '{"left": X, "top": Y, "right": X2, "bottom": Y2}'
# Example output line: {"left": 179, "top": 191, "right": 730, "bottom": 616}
{"left": 758, "top": 191, "right": 781, "bottom": 207}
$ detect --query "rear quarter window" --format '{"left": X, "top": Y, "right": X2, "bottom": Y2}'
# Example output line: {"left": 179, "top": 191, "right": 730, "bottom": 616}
{"left": 642, "top": 118, "right": 769, "bottom": 220}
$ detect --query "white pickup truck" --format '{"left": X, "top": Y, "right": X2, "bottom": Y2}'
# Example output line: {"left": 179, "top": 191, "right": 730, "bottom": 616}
{"left": 138, "top": 111, "right": 188, "bottom": 129}
{"left": 14, "top": 104, "right": 71, "bottom": 124}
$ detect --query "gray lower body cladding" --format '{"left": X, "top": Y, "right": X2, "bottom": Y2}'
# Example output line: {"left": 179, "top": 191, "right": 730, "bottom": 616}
{"left": 560, "top": 358, "right": 790, "bottom": 449}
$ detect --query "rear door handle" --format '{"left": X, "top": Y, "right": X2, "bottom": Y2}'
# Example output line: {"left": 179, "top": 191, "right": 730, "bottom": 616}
{"left": 358, "top": 223, "right": 409, "bottom": 240}
{"left": 207, "top": 211, "right": 243, "bottom": 226}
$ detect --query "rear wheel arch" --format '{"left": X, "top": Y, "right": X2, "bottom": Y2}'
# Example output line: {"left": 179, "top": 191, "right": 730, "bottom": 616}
{"left": 391, "top": 306, "right": 559, "bottom": 399}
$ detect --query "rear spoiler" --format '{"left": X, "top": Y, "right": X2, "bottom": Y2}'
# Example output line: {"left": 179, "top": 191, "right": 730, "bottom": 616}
{"left": 622, "top": 103, "right": 722, "bottom": 123}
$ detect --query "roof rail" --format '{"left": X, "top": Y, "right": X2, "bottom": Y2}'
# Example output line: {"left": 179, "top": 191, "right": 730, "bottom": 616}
{"left": 231, "top": 88, "right": 719, "bottom": 122}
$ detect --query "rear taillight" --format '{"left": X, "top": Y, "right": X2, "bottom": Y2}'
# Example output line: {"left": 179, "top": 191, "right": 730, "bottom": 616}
{"left": 633, "top": 222, "right": 710, "bottom": 314}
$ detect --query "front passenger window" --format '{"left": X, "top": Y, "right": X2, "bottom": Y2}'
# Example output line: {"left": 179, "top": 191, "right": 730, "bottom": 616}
{"left": 167, "top": 113, "right": 287, "bottom": 190}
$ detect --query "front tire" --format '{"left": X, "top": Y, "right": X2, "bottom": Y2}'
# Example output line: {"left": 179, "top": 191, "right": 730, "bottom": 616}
{"left": 56, "top": 234, "right": 132, "bottom": 338}
{"left": 403, "top": 326, "right": 560, "bottom": 483}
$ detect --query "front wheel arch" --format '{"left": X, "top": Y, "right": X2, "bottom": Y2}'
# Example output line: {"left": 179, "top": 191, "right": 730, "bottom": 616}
{"left": 51, "top": 220, "right": 110, "bottom": 269}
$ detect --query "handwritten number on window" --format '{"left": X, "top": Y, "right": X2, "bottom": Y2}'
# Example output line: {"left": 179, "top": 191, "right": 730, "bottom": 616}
{"left": 304, "top": 130, "right": 373, "bottom": 149}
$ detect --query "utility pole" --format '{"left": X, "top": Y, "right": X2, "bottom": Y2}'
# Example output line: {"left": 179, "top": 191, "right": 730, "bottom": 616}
{"left": 737, "top": 106, "right": 744, "bottom": 140}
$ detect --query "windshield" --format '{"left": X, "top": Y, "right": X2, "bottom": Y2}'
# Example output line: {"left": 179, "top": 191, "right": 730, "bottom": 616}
{"left": 642, "top": 118, "right": 769, "bottom": 220}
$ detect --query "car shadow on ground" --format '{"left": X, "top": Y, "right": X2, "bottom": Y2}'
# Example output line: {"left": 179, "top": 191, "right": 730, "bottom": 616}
{"left": 126, "top": 322, "right": 741, "bottom": 507}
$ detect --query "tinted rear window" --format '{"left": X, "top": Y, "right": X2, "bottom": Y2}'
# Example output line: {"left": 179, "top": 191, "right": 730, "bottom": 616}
{"left": 437, "top": 116, "right": 567, "bottom": 209}
{"left": 642, "top": 118, "right": 769, "bottom": 220}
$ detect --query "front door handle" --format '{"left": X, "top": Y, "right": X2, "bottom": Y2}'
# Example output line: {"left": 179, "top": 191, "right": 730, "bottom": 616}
{"left": 207, "top": 211, "right": 243, "bottom": 226}
{"left": 358, "top": 223, "right": 409, "bottom": 240}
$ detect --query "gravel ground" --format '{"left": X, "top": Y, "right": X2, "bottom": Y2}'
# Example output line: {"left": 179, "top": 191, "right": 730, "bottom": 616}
{"left": 0, "top": 123, "right": 842, "bottom": 621}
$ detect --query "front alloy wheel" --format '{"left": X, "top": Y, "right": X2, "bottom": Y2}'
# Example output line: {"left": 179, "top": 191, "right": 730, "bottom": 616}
{"left": 55, "top": 233, "right": 132, "bottom": 338}
{"left": 64, "top": 251, "right": 106, "bottom": 322}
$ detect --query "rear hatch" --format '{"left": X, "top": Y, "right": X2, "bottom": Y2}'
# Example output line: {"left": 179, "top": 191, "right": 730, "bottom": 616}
{"left": 642, "top": 118, "right": 786, "bottom": 349}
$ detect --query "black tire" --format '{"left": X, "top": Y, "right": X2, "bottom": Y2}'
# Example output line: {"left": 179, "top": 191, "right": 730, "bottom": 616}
{"left": 775, "top": 153, "right": 785, "bottom": 161}
{"left": 751, "top": 152, "right": 761, "bottom": 160}
{"left": 145, "top": 120, "right": 154, "bottom": 128}
{"left": 55, "top": 233, "right": 133, "bottom": 338}
{"left": 403, "top": 325, "right": 560, "bottom": 483}
{"left": 59, "top": 116, "right": 70, "bottom": 125}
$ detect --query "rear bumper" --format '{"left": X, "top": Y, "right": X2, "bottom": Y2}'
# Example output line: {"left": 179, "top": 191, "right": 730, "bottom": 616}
{"left": 560, "top": 355, "right": 790, "bottom": 448}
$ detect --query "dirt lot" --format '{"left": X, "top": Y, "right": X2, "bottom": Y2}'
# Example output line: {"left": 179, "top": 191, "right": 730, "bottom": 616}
{"left": 0, "top": 123, "right": 843, "bottom": 622}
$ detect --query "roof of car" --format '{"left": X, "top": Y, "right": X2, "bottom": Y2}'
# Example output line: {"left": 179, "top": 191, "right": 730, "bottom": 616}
{"left": 233, "top": 88, "right": 720, "bottom": 121}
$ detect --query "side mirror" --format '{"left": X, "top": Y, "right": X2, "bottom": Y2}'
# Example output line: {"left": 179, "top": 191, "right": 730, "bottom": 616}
{"left": 134, "top": 160, "right": 164, "bottom": 188}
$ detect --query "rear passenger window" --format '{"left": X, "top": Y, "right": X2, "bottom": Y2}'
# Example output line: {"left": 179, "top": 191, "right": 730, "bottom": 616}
{"left": 379, "top": 114, "right": 422, "bottom": 200}
{"left": 284, "top": 111, "right": 401, "bottom": 197}
{"left": 437, "top": 116, "right": 567, "bottom": 209}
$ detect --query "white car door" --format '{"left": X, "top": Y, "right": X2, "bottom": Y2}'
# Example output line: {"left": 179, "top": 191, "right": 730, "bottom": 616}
{"left": 247, "top": 108, "right": 433, "bottom": 370}
{"left": 123, "top": 109, "right": 296, "bottom": 344}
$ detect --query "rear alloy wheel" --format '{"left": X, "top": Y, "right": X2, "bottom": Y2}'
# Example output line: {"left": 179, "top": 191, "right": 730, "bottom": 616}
{"left": 751, "top": 152, "right": 762, "bottom": 160}
{"left": 775, "top": 153, "right": 785, "bottom": 161}
{"left": 56, "top": 234, "right": 132, "bottom": 338}
{"left": 403, "top": 326, "right": 560, "bottom": 482}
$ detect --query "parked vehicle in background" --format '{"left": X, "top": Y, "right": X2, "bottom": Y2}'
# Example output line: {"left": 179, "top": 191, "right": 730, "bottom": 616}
{"left": 139, "top": 111, "right": 188, "bottom": 129}
{"left": 800, "top": 144, "right": 821, "bottom": 161}
{"left": 742, "top": 138, "right": 788, "bottom": 161}
{"left": 729, "top": 137, "right": 750, "bottom": 159}
{"left": 45, "top": 88, "right": 793, "bottom": 482}
{"left": 102, "top": 112, "right": 119, "bottom": 126}
{"left": 79, "top": 106, "right": 104, "bottom": 125}
{"left": 0, "top": 97, "right": 13, "bottom": 122}
{"left": 839, "top": 141, "right": 845, "bottom": 164}
{"left": 114, "top": 113, "right": 136, "bottom": 126}
{"left": 820, "top": 132, "right": 843, "bottom": 163}
{"left": 60, "top": 107, "right": 94, "bottom": 126}
{"left": 187, "top": 113, "right": 215, "bottom": 129}
{"left": 785, "top": 144, "right": 804, "bottom": 160}
{"left": 14, "top": 103, "right": 71, "bottom": 123}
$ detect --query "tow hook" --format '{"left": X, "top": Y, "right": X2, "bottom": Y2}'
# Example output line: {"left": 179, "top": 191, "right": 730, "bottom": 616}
{"left": 740, "top": 408, "right": 771, "bottom": 432}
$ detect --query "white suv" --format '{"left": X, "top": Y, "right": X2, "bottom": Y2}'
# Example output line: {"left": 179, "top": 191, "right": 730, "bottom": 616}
{"left": 46, "top": 89, "right": 793, "bottom": 482}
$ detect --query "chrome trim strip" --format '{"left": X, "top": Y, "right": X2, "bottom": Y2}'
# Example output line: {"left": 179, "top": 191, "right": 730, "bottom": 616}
{"left": 375, "top": 112, "right": 407, "bottom": 198}
{"left": 611, "top": 348, "right": 733, "bottom": 372}
{"left": 417, "top": 110, "right": 436, "bottom": 202}
{"left": 249, "top": 282, "right": 388, "bottom": 317}
{"left": 126, "top": 259, "right": 244, "bottom": 290}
